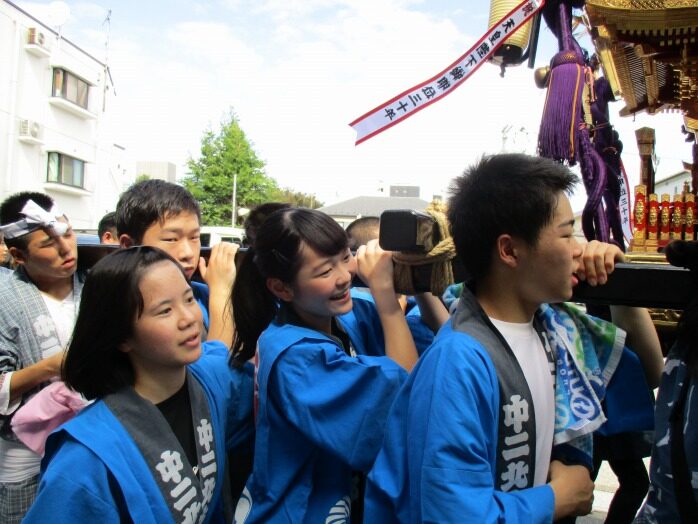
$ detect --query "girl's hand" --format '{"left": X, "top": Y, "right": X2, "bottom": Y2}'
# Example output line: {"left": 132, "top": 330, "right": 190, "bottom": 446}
{"left": 356, "top": 239, "right": 395, "bottom": 294}
{"left": 357, "top": 240, "right": 419, "bottom": 371}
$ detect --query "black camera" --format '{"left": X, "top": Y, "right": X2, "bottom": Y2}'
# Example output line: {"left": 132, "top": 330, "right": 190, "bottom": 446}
{"left": 378, "top": 209, "right": 465, "bottom": 295}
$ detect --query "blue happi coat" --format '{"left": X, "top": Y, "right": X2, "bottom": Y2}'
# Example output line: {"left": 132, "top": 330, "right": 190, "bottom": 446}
{"left": 234, "top": 305, "right": 407, "bottom": 523}
{"left": 337, "top": 289, "right": 386, "bottom": 357}
{"left": 365, "top": 320, "right": 555, "bottom": 523}
{"left": 341, "top": 289, "right": 435, "bottom": 356}
{"left": 192, "top": 280, "right": 210, "bottom": 332}
{"left": 365, "top": 287, "right": 653, "bottom": 523}
{"left": 635, "top": 346, "right": 698, "bottom": 523}
{"left": 24, "top": 343, "right": 254, "bottom": 524}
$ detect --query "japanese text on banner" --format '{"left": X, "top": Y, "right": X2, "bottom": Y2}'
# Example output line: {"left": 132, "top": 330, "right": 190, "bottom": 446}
{"left": 349, "top": 0, "right": 544, "bottom": 145}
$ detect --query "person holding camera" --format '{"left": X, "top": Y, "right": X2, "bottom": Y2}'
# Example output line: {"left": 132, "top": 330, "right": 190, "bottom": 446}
{"left": 345, "top": 215, "right": 448, "bottom": 355}
{"left": 229, "top": 207, "right": 417, "bottom": 523}
{"left": 364, "top": 153, "right": 663, "bottom": 523}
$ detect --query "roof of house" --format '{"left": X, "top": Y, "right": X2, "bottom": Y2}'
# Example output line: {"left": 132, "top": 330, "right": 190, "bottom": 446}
{"left": 318, "top": 196, "right": 431, "bottom": 218}
{"left": 656, "top": 169, "right": 690, "bottom": 184}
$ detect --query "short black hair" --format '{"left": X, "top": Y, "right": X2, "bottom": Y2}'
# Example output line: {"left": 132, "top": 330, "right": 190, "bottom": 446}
{"left": 447, "top": 154, "right": 578, "bottom": 283}
{"left": 115, "top": 179, "right": 201, "bottom": 243}
{"left": 345, "top": 216, "right": 379, "bottom": 250}
{"left": 243, "top": 202, "right": 292, "bottom": 247}
{"left": 97, "top": 211, "right": 117, "bottom": 239}
{"left": 0, "top": 192, "right": 55, "bottom": 250}
{"left": 63, "top": 246, "right": 186, "bottom": 399}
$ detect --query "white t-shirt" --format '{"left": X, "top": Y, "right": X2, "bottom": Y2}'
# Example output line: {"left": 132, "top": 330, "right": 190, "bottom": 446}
{"left": 39, "top": 291, "right": 77, "bottom": 352}
{"left": 489, "top": 317, "right": 555, "bottom": 486}
{"left": 0, "top": 291, "right": 77, "bottom": 483}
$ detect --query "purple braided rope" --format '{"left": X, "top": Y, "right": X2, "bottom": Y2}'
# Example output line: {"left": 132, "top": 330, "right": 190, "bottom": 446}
{"left": 604, "top": 179, "right": 624, "bottom": 248}
{"left": 578, "top": 131, "right": 609, "bottom": 242}
{"left": 592, "top": 76, "right": 626, "bottom": 249}
{"left": 558, "top": 3, "right": 575, "bottom": 52}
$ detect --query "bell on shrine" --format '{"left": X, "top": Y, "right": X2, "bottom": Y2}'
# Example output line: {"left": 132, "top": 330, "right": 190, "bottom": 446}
{"left": 534, "top": 65, "right": 550, "bottom": 89}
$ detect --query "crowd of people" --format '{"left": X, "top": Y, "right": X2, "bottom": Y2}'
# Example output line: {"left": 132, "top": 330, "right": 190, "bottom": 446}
{"left": 0, "top": 153, "right": 693, "bottom": 523}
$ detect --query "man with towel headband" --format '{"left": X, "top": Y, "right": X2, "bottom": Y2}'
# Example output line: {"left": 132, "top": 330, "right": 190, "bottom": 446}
{"left": 0, "top": 192, "right": 82, "bottom": 523}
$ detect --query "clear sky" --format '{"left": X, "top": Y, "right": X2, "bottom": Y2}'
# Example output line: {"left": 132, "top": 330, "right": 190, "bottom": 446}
{"left": 18, "top": 0, "right": 689, "bottom": 209}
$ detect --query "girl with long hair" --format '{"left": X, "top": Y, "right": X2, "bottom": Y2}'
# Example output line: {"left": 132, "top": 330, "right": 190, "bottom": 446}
{"left": 230, "top": 207, "right": 417, "bottom": 523}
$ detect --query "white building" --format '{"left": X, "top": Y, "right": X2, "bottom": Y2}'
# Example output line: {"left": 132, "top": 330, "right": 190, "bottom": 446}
{"left": 654, "top": 169, "right": 692, "bottom": 198}
{"left": 0, "top": 0, "right": 129, "bottom": 229}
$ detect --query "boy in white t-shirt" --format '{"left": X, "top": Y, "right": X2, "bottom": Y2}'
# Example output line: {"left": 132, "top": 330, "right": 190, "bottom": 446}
{"left": 0, "top": 192, "right": 82, "bottom": 524}
{"left": 365, "top": 154, "right": 664, "bottom": 523}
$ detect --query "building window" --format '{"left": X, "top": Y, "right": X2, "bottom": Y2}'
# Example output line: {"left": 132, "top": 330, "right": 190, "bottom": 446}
{"left": 52, "top": 68, "right": 89, "bottom": 109}
{"left": 47, "top": 152, "right": 85, "bottom": 188}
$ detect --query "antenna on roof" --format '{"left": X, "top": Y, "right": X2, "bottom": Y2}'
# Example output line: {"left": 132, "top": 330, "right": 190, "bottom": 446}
{"left": 47, "top": 1, "right": 70, "bottom": 43}
{"left": 501, "top": 124, "right": 512, "bottom": 152}
{"left": 103, "top": 9, "right": 111, "bottom": 62}
{"left": 102, "top": 9, "right": 116, "bottom": 111}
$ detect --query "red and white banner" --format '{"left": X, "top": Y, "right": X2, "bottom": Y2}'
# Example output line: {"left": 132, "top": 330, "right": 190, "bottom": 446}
{"left": 350, "top": 0, "right": 545, "bottom": 145}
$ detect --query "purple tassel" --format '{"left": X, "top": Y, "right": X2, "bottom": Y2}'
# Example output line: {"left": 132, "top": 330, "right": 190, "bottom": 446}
{"left": 538, "top": 1, "right": 625, "bottom": 245}
{"left": 538, "top": 52, "right": 585, "bottom": 165}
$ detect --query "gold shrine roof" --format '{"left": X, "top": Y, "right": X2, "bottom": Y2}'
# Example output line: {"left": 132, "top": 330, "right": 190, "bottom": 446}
{"left": 586, "top": 0, "right": 698, "bottom": 133}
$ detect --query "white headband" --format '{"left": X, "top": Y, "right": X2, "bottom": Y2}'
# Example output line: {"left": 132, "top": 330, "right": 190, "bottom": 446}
{"left": 0, "top": 200, "right": 68, "bottom": 240}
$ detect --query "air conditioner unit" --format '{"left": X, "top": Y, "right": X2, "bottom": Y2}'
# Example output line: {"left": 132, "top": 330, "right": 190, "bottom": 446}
{"left": 27, "top": 27, "right": 47, "bottom": 48}
{"left": 19, "top": 119, "right": 42, "bottom": 140}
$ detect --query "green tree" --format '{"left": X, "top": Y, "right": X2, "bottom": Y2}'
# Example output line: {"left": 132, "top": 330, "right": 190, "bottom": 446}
{"left": 183, "top": 110, "right": 278, "bottom": 225}
{"left": 273, "top": 187, "right": 324, "bottom": 208}
{"left": 135, "top": 174, "right": 150, "bottom": 183}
